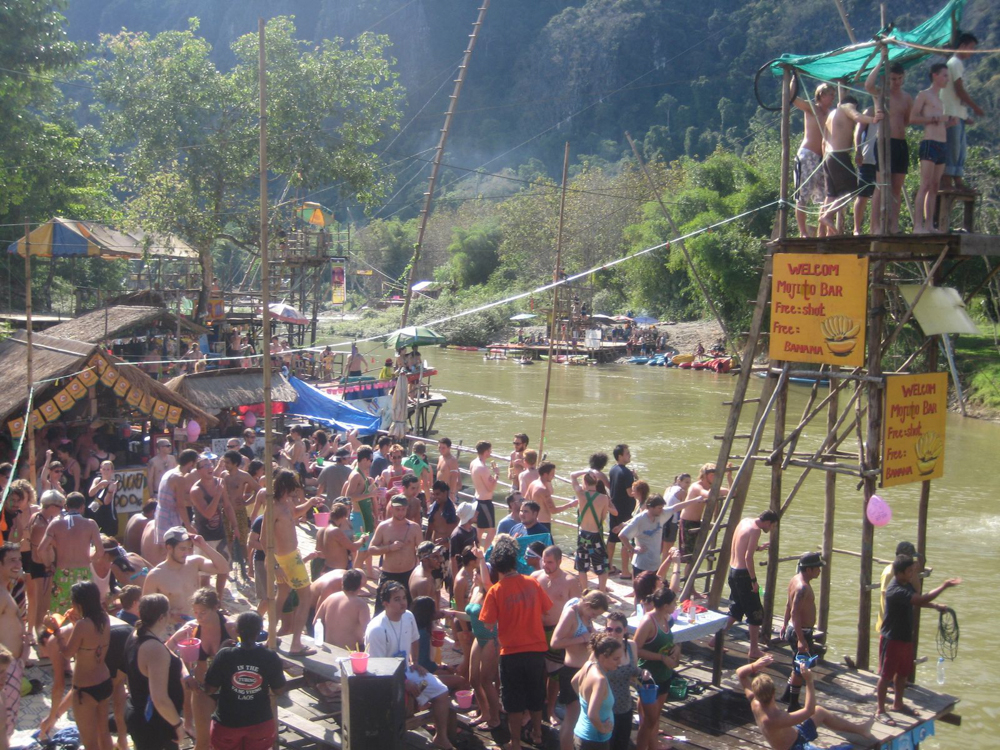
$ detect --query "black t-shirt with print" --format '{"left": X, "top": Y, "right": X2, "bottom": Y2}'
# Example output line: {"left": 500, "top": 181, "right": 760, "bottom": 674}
{"left": 204, "top": 643, "right": 286, "bottom": 727}
{"left": 881, "top": 579, "right": 916, "bottom": 642}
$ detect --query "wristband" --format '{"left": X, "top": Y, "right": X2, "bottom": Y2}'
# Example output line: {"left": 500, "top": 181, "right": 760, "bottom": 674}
{"left": 171, "top": 720, "right": 182, "bottom": 729}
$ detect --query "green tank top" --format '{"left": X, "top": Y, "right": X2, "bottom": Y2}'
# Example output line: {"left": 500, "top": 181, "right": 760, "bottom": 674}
{"left": 637, "top": 616, "right": 675, "bottom": 684}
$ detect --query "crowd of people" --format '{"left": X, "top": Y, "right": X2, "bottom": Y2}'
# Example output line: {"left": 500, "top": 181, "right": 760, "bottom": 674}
{"left": 0, "top": 424, "right": 956, "bottom": 750}
{"left": 792, "top": 34, "right": 986, "bottom": 237}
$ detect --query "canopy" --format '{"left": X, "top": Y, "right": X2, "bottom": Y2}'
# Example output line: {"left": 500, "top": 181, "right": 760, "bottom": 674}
{"left": 588, "top": 314, "right": 617, "bottom": 325}
{"left": 509, "top": 313, "right": 537, "bottom": 321}
{"left": 295, "top": 202, "right": 328, "bottom": 227}
{"left": 769, "top": 0, "right": 965, "bottom": 82}
{"left": 385, "top": 325, "right": 446, "bottom": 350}
{"left": 269, "top": 303, "right": 309, "bottom": 325}
{"left": 284, "top": 376, "right": 382, "bottom": 435}
{"left": 7, "top": 217, "right": 198, "bottom": 259}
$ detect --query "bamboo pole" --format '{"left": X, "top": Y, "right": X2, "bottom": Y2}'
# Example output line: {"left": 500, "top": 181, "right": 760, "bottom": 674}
{"left": 400, "top": 0, "right": 490, "bottom": 327}
{"left": 763, "top": 375, "right": 787, "bottom": 639}
{"left": 24, "top": 219, "right": 35, "bottom": 492}
{"left": 831, "top": 0, "right": 858, "bottom": 44}
{"left": 538, "top": 142, "right": 571, "bottom": 459}
{"left": 819, "top": 366, "right": 840, "bottom": 634}
{"left": 259, "top": 18, "right": 278, "bottom": 650}
{"left": 857, "top": 258, "right": 886, "bottom": 670}
{"left": 877, "top": 41, "right": 891, "bottom": 235}
{"left": 779, "top": 67, "right": 792, "bottom": 238}
{"left": 625, "top": 132, "right": 738, "bottom": 362}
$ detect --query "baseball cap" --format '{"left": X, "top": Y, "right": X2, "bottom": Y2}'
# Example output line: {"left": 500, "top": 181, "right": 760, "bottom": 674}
{"left": 456, "top": 501, "right": 477, "bottom": 525}
{"left": 40, "top": 490, "right": 66, "bottom": 508}
{"left": 389, "top": 494, "right": 408, "bottom": 507}
{"left": 163, "top": 527, "right": 191, "bottom": 545}
{"left": 335, "top": 448, "right": 350, "bottom": 459}
{"left": 895, "top": 541, "right": 922, "bottom": 559}
{"left": 417, "top": 541, "right": 436, "bottom": 559}
{"left": 798, "top": 551, "right": 825, "bottom": 569}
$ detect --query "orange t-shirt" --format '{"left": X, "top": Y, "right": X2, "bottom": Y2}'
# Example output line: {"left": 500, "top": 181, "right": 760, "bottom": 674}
{"left": 479, "top": 573, "right": 553, "bottom": 655}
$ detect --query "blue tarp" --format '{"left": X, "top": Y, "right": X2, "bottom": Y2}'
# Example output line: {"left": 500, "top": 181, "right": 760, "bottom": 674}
{"left": 285, "top": 376, "right": 382, "bottom": 435}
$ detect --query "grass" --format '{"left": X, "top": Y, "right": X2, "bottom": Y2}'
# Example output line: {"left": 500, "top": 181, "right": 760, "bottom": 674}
{"left": 951, "top": 322, "right": 1000, "bottom": 412}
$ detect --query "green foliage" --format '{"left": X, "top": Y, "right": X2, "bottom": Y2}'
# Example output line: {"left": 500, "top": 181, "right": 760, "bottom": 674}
{"left": 440, "top": 224, "right": 501, "bottom": 288}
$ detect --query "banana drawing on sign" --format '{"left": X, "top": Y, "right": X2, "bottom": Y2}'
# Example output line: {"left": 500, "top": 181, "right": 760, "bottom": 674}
{"left": 882, "top": 372, "right": 948, "bottom": 487}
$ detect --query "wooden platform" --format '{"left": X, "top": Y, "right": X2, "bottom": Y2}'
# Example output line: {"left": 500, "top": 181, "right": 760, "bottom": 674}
{"left": 768, "top": 231, "right": 1000, "bottom": 258}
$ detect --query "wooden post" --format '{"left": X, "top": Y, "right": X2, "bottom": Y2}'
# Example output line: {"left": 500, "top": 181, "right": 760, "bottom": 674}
{"left": 400, "top": 0, "right": 490, "bottom": 327}
{"left": 818, "top": 366, "right": 840, "bottom": 634}
{"left": 831, "top": 0, "right": 858, "bottom": 43}
{"left": 857, "top": 258, "right": 886, "bottom": 671}
{"left": 877, "top": 42, "right": 891, "bottom": 235}
{"left": 763, "top": 378, "right": 787, "bottom": 639}
{"left": 538, "top": 142, "right": 570, "bottom": 458}
{"left": 24, "top": 219, "right": 36, "bottom": 492}
{"left": 779, "top": 67, "right": 792, "bottom": 238}
{"left": 258, "top": 18, "right": 279, "bottom": 650}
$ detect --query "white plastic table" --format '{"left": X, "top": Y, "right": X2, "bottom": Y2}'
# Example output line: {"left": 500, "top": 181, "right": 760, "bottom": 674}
{"left": 627, "top": 609, "right": 729, "bottom": 685}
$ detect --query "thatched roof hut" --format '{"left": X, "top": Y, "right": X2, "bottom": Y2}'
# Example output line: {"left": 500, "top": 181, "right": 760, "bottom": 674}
{"left": 44, "top": 305, "right": 208, "bottom": 344}
{"left": 164, "top": 368, "right": 297, "bottom": 412}
{"left": 0, "top": 331, "right": 217, "bottom": 429}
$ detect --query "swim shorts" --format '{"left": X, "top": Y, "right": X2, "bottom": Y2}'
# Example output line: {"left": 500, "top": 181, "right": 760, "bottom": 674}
{"left": 875, "top": 138, "right": 910, "bottom": 175}
{"left": 475, "top": 499, "right": 496, "bottom": 530}
{"left": 1, "top": 657, "right": 22, "bottom": 738}
{"left": 789, "top": 718, "right": 819, "bottom": 750}
{"left": 662, "top": 517, "right": 678, "bottom": 544}
{"left": 727, "top": 567, "right": 763, "bottom": 627}
{"left": 545, "top": 624, "right": 565, "bottom": 669}
{"left": 499, "top": 651, "right": 546, "bottom": 714}
{"left": 679, "top": 520, "right": 701, "bottom": 560}
{"left": 824, "top": 153, "right": 858, "bottom": 198}
{"left": 275, "top": 550, "right": 311, "bottom": 591}
{"left": 557, "top": 664, "right": 579, "bottom": 705}
{"left": 575, "top": 530, "right": 608, "bottom": 575}
{"left": 785, "top": 625, "right": 815, "bottom": 654}
{"left": 857, "top": 163, "right": 877, "bottom": 198}
{"left": 794, "top": 147, "right": 826, "bottom": 207}
{"left": 878, "top": 637, "right": 914, "bottom": 681}
{"left": 51, "top": 567, "right": 91, "bottom": 615}
{"left": 919, "top": 139, "right": 947, "bottom": 166}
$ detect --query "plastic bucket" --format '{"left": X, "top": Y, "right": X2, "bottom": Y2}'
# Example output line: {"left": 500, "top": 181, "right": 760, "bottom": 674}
{"left": 455, "top": 690, "right": 474, "bottom": 709}
{"left": 177, "top": 638, "right": 201, "bottom": 663}
{"left": 638, "top": 683, "right": 658, "bottom": 704}
{"left": 668, "top": 677, "right": 688, "bottom": 701}
{"left": 314, "top": 512, "right": 331, "bottom": 528}
{"left": 350, "top": 651, "right": 369, "bottom": 674}
{"left": 431, "top": 629, "right": 446, "bottom": 647}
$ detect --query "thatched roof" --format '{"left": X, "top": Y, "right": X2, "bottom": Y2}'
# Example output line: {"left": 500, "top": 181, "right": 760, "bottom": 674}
{"left": 44, "top": 305, "right": 208, "bottom": 343}
{"left": 0, "top": 331, "right": 217, "bottom": 428}
{"left": 164, "top": 368, "right": 297, "bottom": 412}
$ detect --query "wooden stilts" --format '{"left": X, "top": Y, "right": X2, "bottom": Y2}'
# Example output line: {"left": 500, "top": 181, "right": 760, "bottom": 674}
{"left": 538, "top": 142, "right": 571, "bottom": 459}
{"left": 857, "top": 258, "right": 886, "bottom": 670}
{"left": 24, "top": 218, "right": 36, "bottom": 492}
{"left": 763, "top": 376, "right": 787, "bottom": 640}
{"left": 877, "top": 42, "right": 891, "bottom": 235}
{"left": 818, "top": 366, "right": 840, "bottom": 634}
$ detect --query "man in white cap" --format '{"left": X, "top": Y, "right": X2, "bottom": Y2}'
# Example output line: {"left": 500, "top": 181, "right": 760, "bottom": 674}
{"left": 449, "top": 502, "right": 478, "bottom": 579}
{"left": 27, "top": 490, "right": 65, "bottom": 630}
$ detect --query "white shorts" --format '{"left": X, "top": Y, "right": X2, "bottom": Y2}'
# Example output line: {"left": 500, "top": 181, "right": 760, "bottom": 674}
{"left": 405, "top": 666, "right": 448, "bottom": 707}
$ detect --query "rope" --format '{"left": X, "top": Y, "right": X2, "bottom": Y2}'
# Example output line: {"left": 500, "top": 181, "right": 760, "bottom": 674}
{"left": 936, "top": 607, "right": 959, "bottom": 660}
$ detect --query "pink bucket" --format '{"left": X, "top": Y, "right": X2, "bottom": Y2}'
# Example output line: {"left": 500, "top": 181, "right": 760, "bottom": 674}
{"left": 177, "top": 638, "right": 201, "bottom": 663}
{"left": 314, "top": 512, "right": 331, "bottom": 528}
{"left": 455, "top": 690, "right": 474, "bottom": 709}
{"left": 350, "top": 651, "right": 369, "bottom": 674}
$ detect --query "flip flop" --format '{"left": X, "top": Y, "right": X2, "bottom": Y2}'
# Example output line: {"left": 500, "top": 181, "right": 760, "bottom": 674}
{"left": 288, "top": 646, "right": 317, "bottom": 657}
{"left": 876, "top": 712, "right": 897, "bottom": 727}
{"left": 895, "top": 705, "right": 918, "bottom": 717}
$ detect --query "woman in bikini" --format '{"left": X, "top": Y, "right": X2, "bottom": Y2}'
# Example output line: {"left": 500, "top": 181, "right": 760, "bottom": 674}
{"left": 167, "top": 587, "right": 237, "bottom": 750}
{"left": 451, "top": 546, "right": 478, "bottom": 682}
{"left": 633, "top": 588, "right": 681, "bottom": 750}
{"left": 551, "top": 590, "right": 610, "bottom": 750}
{"left": 44, "top": 581, "right": 113, "bottom": 750}
{"left": 465, "top": 548, "right": 500, "bottom": 731}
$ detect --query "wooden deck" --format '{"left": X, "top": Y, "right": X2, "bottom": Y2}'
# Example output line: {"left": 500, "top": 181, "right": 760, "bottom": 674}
{"left": 768, "top": 231, "right": 1000, "bottom": 258}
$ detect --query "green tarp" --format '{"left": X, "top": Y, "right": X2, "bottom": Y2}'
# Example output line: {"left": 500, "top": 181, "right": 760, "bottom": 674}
{"left": 769, "top": 0, "right": 965, "bottom": 83}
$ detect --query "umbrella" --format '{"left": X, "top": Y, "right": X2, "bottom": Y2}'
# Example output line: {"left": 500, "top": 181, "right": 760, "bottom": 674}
{"left": 384, "top": 325, "right": 446, "bottom": 350}
{"left": 509, "top": 313, "right": 537, "bottom": 322}
{"left": 588, "top": 314, "right": 616, "bottom": 325}
{"left": 635, "top": 316, "right": 659, "bottom": 325}
{"left": 612, "top": 315, "right": 635, "bottom": 323}
{"left": 389, "top": 372, "right": 409, "bottom": 440}
{"left": 269, "top": 302, "right": 309, "bottom": 325}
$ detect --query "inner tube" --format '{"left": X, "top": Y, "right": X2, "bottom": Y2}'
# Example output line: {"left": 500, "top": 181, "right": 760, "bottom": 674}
{"left": 755, "top": 61, "right": 798, "bottom": 112}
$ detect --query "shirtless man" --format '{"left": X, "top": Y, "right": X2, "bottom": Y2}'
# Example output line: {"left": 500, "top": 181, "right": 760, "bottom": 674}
{"left": 408, "top": 541, "right": 445, "bottom": 604}
{"left": 469, "top": 441, "right": 500, "bottom": 546}
{"left": 344, "top": 446, "right": 378, "bottom": 578}
{"left": 313, "top": 569, "right": 370, "bottom": 651}
{"left": 911, "top": 63, "right": 950, "bottom": 233}
{"left": 0, "top": 543, "right": 26, "bottom": 743}
{"left": 779, "top": 552, "right": 824, "bottom": 711}
{"left": 142, "top": 527, "right": 229, "bottom": 632}
{"left": 792, "top": 81, "right": 836, "bottom": 237}
{"left": 525, "top": 461, "right": 575, "bottom": 535}
{"left": 509, "top": 433, "right": 528, "bottom": 493}
{"left": 570, "top": 470, "right": 615, "bottom": 592}
{"left": 820, "top": 96, "right": 881, "bottom": 235}
{"left": 154, "top": 449, "right": 199, "bottom": 544}
{"left": 314, "top": 503, "right": 367, "bottom": 572}
{"left": 188, "top": 454, "right": 238, "bottom": 597}
{"left": 532, "top": 545, "right": 582, "bottom": 723}
{"left": 678, "top": 463, "right": 729, "bottom": 576}
{"left": 865, "top": 58, "right": 913, "bottom": 234}
{"left": 518, "top": 449, "right": 540, "bottom": 496}
{"left": 279, "top": 426, "right": 307, "bottom": 474}
{"left": 368, "top": 494, "right": 422, "bottom": 614}
{"left": 147, "top": 439, "right": 177, "bottom": 501}
{"left": 37, "top": 491, "right": 103, "bottom": 616}
{"left": 714, "top": 510, "right": 778, "bottom": 660}
{"left": 737, "top": 657, "right": 875, "bottom": 750}
{"left": 425, "top": 480, "right": 457, "bottom": 544}
{"left": 124, "top": 501, "right": 156, "bottom": 554}
{"left": 221, "top": 449, "right": 255, "bottom": 552}
{"left": 399, "top": 474, "right": 424, "bottom": 524}
{"left": 28, "top": 491, "right": 64, "bottom": 631}
{"left": 346, "top": 343, "right": 366, "bottom": 376}
{"left": 258, "top": 469, "right": 317, "bottom": 656}
{"left": 436, "top": 438, "right": 461, "bottom": 501}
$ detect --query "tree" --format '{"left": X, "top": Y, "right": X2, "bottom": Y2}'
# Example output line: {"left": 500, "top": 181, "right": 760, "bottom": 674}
{"left": 441, "top": 224, "right": 501, "bottom": 288}
{"left": 92, "top": 16, "right": 402, "bottom": 317}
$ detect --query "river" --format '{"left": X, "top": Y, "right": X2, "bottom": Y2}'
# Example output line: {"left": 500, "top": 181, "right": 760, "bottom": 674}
{"left": 396, "top": 345, "right": 994, "bottom": 748}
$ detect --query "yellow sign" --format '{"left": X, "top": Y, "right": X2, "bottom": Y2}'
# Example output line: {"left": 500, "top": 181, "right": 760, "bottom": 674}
{"left": 882, "top": 372, "right": 948, "bottom": 487}
{"left": 769, "top": 253, "right": 869, "bottom": 366}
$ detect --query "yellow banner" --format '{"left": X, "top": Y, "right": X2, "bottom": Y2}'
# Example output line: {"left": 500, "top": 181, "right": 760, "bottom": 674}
{"left": 331, "top": 263, "right": 346, "bottom": 305}
{"left": 882, "top": 372, "right": 948, "bottom": 487}
{"left": 769, "top": 253, "right": 869, "bottom": 366}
